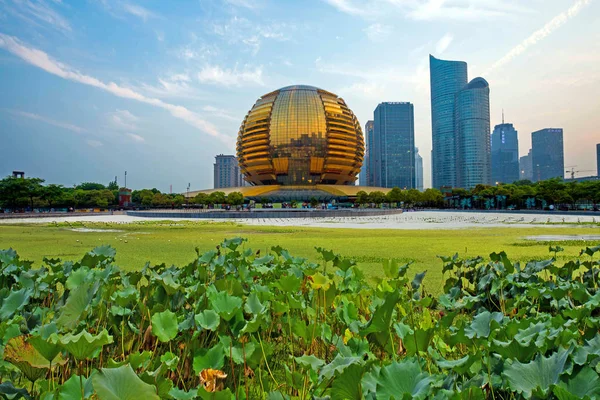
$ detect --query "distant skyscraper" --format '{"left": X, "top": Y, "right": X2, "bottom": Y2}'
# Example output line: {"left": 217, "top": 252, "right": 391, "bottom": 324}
{"left": 531, "top": 128, "right": 564, "bottom": 182}
{"left": 520, "top": 149, "right": 533, "bottom": 181}
{"left": 373, "top": 102, "right": 415, "bottom": 189}
{"left": 597, "top": 144, "right": 600, "bottom": 177}
{"left": 454, "top": 77, "right": 491, "bottom": 188}
{"left": 491, "top": 120, "right": 519, "bottom": 184}
{"left": 430, "top": 55, "right": 468, "bottom": 189}
{"left": 214, "top": 154, "right": 245, "bottom": 188}
{"left": 415, "top": 147, "right": 424, "bottom": 191}
{"left": 362, "top": 120, "right": 374, "bottom": 186}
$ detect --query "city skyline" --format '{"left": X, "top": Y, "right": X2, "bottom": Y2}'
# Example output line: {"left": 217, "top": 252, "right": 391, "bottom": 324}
{"left": 1, "top": 0, "right": 598, "bottom": 191}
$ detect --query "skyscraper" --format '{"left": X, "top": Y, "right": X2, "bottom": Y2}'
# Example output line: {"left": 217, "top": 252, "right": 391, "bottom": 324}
{"left": 415, "top": 147, "right": 424, "bottom": 191}
{"left": 214, "top": 154, "right": 245, "bottom": 188}
{"left": 373, "top": 102, "right": 415, "bottom": 189}
{"left": 520, "top": 149, "right": 533, "bottom": 181}
{"left": 491, "top": 121, "right": 519, "bottom": 184}
{"left": 597, "top": 143, "right": 600, "bottom": 177}
{"left": 454, "top": 78, "right": 491, "bottom": 188}
{"left": 531, "top": 128, "right": 564, "bottom": 182}
{"left": 362, "top": 120, "right": 374, "bottom": 186}
{"left": 430, "top": 55, "right": 468, "bottom": 189}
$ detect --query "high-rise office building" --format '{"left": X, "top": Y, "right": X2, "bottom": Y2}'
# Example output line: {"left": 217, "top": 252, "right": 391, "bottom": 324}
{"left": 415, "top": 147, "right": 424, "bottom": 191}
{"left": 373, "top": 102, "right": 415, "bottom": 189}
{"left": 531, "top": 128, "right": 564, "bottom": 182}
{"left": 214, "top": 154, "right": 245, "bottom": 188}
{"left": 491, "top": 121, "right": 519, "bottom": 184}
{"left": 520, "top": 149, "right": 533, "bottom": 181}
{"left": 454, "top": 78, "right": 491, "bottom": 188}
{"left": 597, "top": 143, "right": 600, "bottom": 177}
{"left": 362, "top": 120, "right": 374, "bottom": 186}
{"left": 430, "top": 55, "right": 468, "bottom": 189}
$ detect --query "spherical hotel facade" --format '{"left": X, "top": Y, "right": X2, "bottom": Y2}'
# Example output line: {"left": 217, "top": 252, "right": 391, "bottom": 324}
{"left": 236, "top": 85, "right": 364, "bottom": 186}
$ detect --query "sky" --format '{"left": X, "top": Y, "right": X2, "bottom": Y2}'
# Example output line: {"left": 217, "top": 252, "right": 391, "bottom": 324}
{"left": 0, "top": 0, "right": 599, "bottom": 192}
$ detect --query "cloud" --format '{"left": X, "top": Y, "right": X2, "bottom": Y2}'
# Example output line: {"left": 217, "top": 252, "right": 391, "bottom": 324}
{"left": 87, "top": 139, "right": 103, "bottom": 147}
{"left": 363, "top": 23, "right": 392, "bottom": 42}
{"left": 197, "top": 64, "right": 264, "bottom": 86}
{"left": 0, "top": 34, "right": 224, "bottom": 139}
{"left": 6, "top": 109, "right": 87, "bottom": 133}
{"left": 123, "top": 3, "right": 157, "bottom": 21}
{"left": 2, "top": 0, "right": 71, "bottom": 33}
{"left": 202, "top": 106, "right": 239, "bottom": 121}
{"left": 210, "top": 17, "right": 291, "bottom": 55}
{"left": 223, "top": 0, "right": 260, "bottom": 9}
{"left": 485, "top": 0, "right": 592, "bottom": 75}
{"left": 435, "top": 33, "right": 453, "bottom": 54}
{"left": 138, "top": 73, "right": 201, "bottom": 99}
{"left": 126, "top": 133, "right": 145, "bottom": 142}
{"left": 108, "top": 109, "right": 139, "bottom": 131}
{"left": 324, "top": 0, "right": 532, "bottom": 21}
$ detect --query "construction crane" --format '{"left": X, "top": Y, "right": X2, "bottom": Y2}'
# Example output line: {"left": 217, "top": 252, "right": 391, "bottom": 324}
{"left": 565, "top": 167, "right": 594, "bottom": 179}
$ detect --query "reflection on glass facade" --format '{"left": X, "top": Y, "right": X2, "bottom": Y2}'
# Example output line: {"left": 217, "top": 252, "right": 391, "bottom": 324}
{"left": 237, "top": 85, "right": 364, "bottom": 186}
{"left": 360, "top": 120, "right": 374, "bottom": 186}
{"left": 531, "top": 128, "right": 564, "bottom": 182}
{"left": 373, "top": 102, "right": 415, "bottom": 189}
{"left": 415, "top": 147, "right": 423, "bottom": 191}
{"left": 520, "top": 149, "right": 533, "bottom": 181}
{"left": 491, "top": 123, "right": 519, "bottom": 184}
{"left": 430, "top": 55, "right": 468, "bottom": 189}
{"left": 454, "top": 77, "right": 491, "bottom": 189}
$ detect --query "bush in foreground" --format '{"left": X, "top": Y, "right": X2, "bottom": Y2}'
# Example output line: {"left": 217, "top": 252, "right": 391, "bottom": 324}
{"left": 0, "top": 240, "right": 600, "bottom": 399}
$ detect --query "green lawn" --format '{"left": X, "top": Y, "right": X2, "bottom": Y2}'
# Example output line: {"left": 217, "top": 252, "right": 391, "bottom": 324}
{"left": 1, "top": 220, "right": 598, "bottom": 294}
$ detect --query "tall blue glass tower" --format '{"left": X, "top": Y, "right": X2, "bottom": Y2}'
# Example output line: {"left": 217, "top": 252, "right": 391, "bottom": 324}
{"left": 531, "top": 128, "right": 564, "bottom": 181}
{"left": 454, "top": 77, "right": 491, "bottom": 188}
{"left": 429, "top": 55, "right": 467, "bottom": 189}
{"left": 362, "top": 120, "right": 374, "bottom": 186}
{"left": 373, "top": 102, "right": 415, "bottom": 189}
{"left": 491, "top": 122, "right": 519, "bottom": 184}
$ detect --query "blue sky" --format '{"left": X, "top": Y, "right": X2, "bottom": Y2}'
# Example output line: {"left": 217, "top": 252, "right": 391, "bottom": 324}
{"left": 1, "top": 0, "right": 598, "bottom": 191}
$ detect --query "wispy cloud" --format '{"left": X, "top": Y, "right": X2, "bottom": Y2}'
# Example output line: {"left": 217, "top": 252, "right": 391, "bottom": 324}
{"left": 108, "top": 109, "right": 139, "bottom": 131}
{"left": 363, "top": 23, "right": 391, "bottom": 42}
{"left": 210, "top": 17, "right": 291, "bottom": 55}
{"left": 0, "top": 34, "right": 224, "bottom": 139}
{"left": 323, "top": 0, "right": 532, "bottom": 21}
{"left": 202, "top": 106, "right": 239, "bottom": 121}
{"left": 197, "top": 64, "right": 264, "bottom": 86}
{"left": 126, "top": 133, "right": 145, "bottom": 142}
{"left": 2, "top": 0, "right": 71, "bottom": 33}
{"left": 223, "top": 0, "right": 260, "bottom": 9}
{"left": 123, "top": 3, "right": 157, "bottom": 22}
{"left": 87, "top": 139, "right": 103, "bottom": 148}
{"left": 485, "top": 0, "right": 592, "bottom": 75}
{"left": 435, "top": 33, "right": 453, "bottom": 54}
{"left": 5, "top": 109, "right": 87, "bottom": 133}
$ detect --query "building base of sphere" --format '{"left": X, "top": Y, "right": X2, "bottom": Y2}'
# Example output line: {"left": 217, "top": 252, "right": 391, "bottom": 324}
{"left": 186, "top": 184, "right": 392, "bottom": 202}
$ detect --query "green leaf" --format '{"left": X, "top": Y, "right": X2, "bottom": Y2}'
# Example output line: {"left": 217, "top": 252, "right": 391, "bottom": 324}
{"left": 0, "top": 288, "right": 31, "bottom": 320}
{"left": 320, "top": 355, "right": 362, "bottom": 380}
{"left": 151, "top": 310, "right": 179, "bottom": 342}
{"left": 92, "top": 364, "right": 159, "bottom": 400}
{"left": 331, "top": 363, "right": 364, "bottom": 400}
{"left": 160, "top": 352, "right": 180, "bottom": 371}
{"left": 58, "top": 374, "right": 94, "bottom": 400}
{"left": 55, "top": 282, "right": 96, "bottom": 330}
{"left": 310, "top": 273, "right": 331, "bottom": 290}
{"left": 193, "top": 343, "right": 225, "bottom": 374}
{"left": 411, "top": 271, "right": 427, "bottom": 290}
{"left": 197, "top": 387, "right": 234, "bottom": 400}
{"left": 553, "top": 367, "right": 600, "bottom": 400}
{"left": 503, "top": 347, "right": 570, "bottom": 398}
{"left": 244, "top": 292, "right": 266, "bottom": 315}
{"left": 55, "top": 329, "right": 113, "bottom": 360}
{"left": 465, "top": 311, "right": 503, "bottom": 339}
{"left": 195, "top": 310, "right": 220, "bottom": 331}
{"left": 276, "top": 275, "right": 301, "bottom": 293}
{"left": 210, "top": 291, "right": 243, "bottom": 321}
{"left": 4, "top": 335, "right": 66, "bottom": 382}
{"left": 375, "top": 359, "right": 433, "bottom": 400}
{"left": 294, "top": 354, "right": 325, "bottom": 372}
{"left": 169, "top": 387, "right": 198, "bottom": 400}
{"left": 0, "top": 382, "right": 32, "bottom": 400}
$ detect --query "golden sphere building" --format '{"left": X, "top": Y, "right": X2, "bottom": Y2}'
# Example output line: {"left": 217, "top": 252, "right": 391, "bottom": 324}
{"left": 236, "top": 85, "right": 364, "bottom": 186}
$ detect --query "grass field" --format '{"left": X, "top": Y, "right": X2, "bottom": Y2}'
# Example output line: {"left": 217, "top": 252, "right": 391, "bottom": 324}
{"left": 1, "top": 220, "right": 599, "bottom": 294}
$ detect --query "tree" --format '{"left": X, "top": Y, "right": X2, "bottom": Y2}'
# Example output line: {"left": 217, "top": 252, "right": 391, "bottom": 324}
{"left": 356, "top": 191, "right": 369, "bottom": 207}
{"left": 0, "top": 176, "right": 28, "bottom": 209}
{"left": 369, "top": 191, "right": 386, "bottom": 207}
{"left": 310, "top": 197, "right": 318, "bottom": 208}
{"left": 40, "top": 184, "right": 64, "bottom": 208}
{"left": 193, "top": 193, "right": 209, "bottom": 206}
{"left": 107, "top": 178, "right": 118, "bottom": 191}
{"left": 386, "top": 187, "right": 403, "bottom": 204}
{"left": 209, "top": 191, "right": 226, "bottom": 206}
{"left": 76, "top": 182, "right": 106, "bottom": 191}
{"left": 226, "top": 192, "right": 244, "bottom": 206}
